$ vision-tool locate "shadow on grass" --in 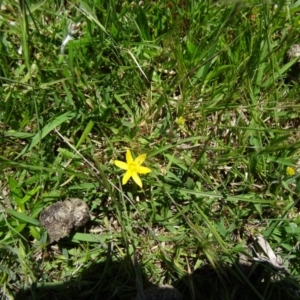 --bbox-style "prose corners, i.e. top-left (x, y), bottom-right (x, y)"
top-left (175, 260), bottom-right (300, 300)
top-left (14, 246), bottom-right (300, 300)
top-left (14, 245), bottom-right (138, 300)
